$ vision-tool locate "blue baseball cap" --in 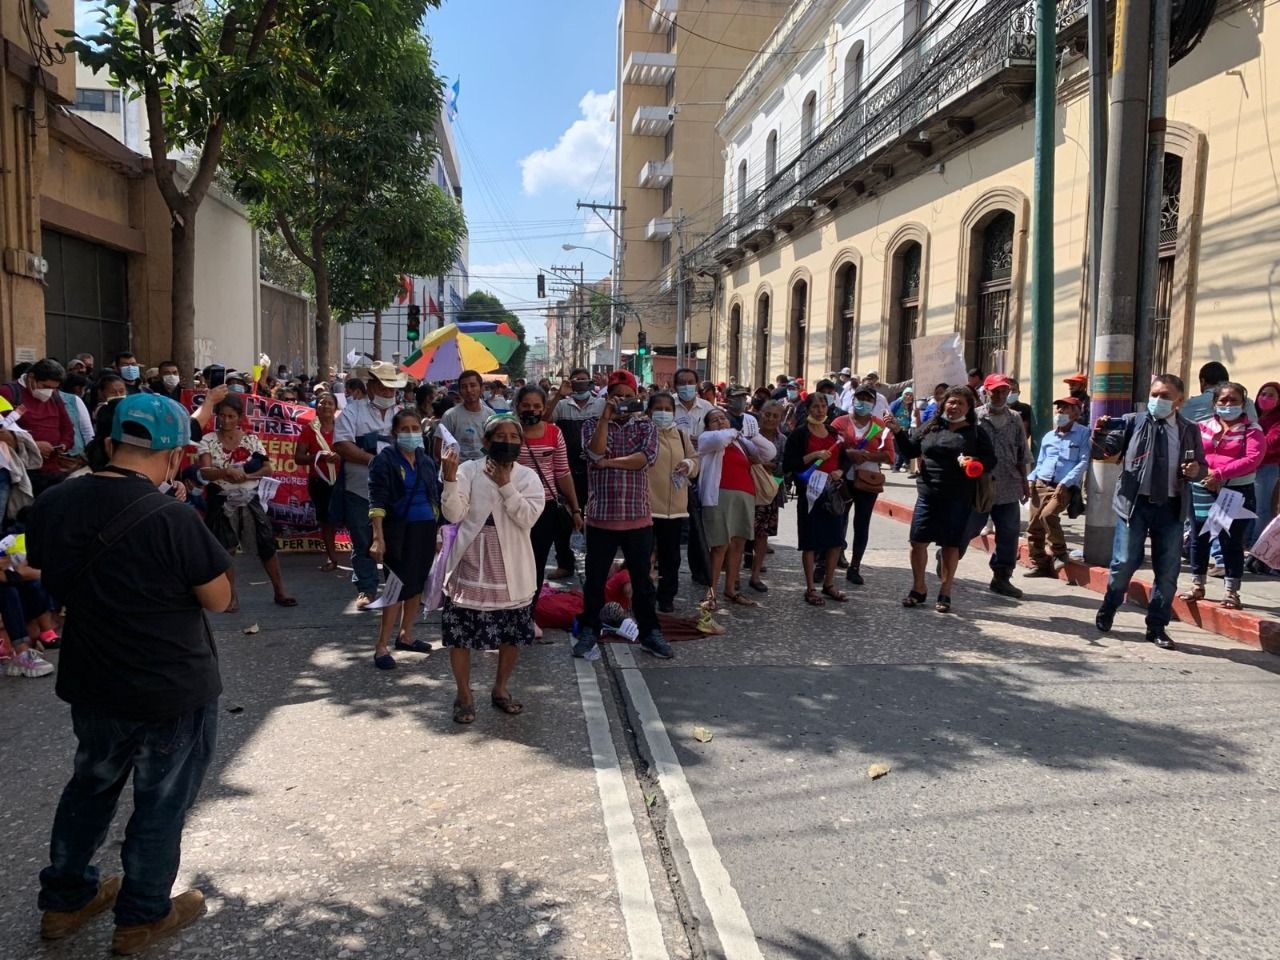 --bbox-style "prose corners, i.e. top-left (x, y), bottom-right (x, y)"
top-left (111, 394), bottom-right (191, 450)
